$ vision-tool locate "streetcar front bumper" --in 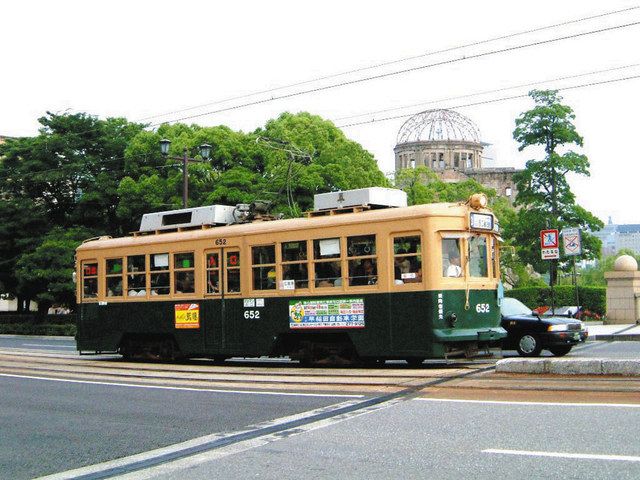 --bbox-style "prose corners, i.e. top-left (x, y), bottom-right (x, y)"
top-left (433, 327), bottom-right (507, 343)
